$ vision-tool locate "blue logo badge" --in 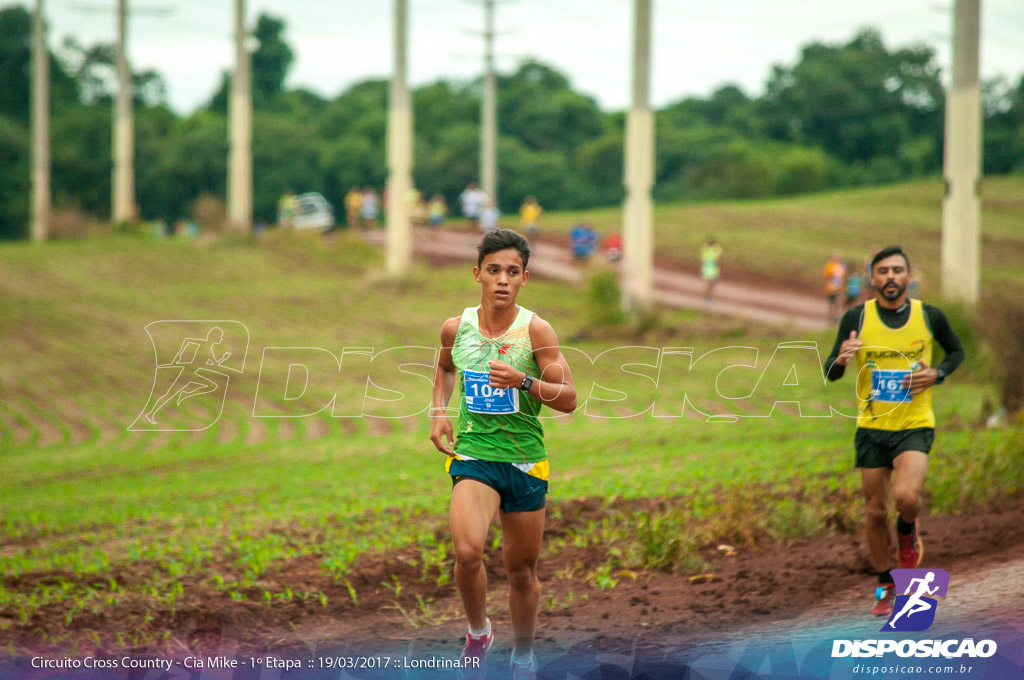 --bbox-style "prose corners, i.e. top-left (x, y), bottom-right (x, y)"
top-left (882, 569), bottom-right (949, 632)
